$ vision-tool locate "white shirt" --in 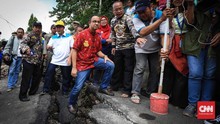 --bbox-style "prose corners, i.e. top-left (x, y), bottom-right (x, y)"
top-left (132, 10), bottom-right (166, 53)
top-left (125, 6), bottom-right (135, 16)
top-left (17, 39), bottom-right (23, 57)
top-left (48, 33), bottom-right (74, 66)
